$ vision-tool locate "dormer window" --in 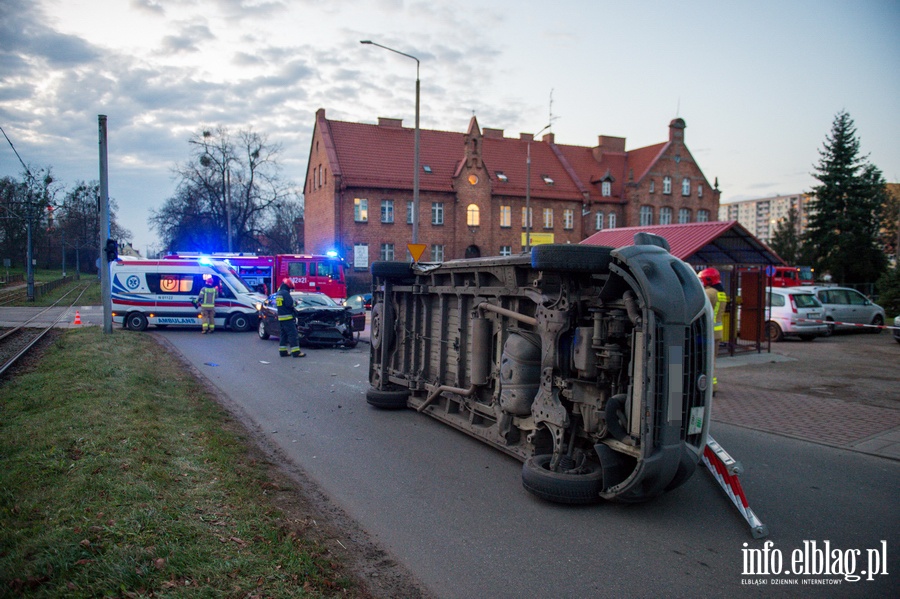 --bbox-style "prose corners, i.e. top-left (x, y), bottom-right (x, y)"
top-left (496, 171), bottom-right (508, 182)
top-left (601, 181), bottom-right (611, 197)
top-left (541, 175), bottom-right (554, 185)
